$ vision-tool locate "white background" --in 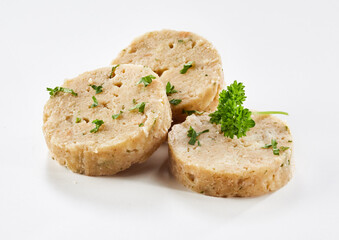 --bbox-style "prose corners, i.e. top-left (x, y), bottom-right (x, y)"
top-left (0, 0), bottom-right (338, 239)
